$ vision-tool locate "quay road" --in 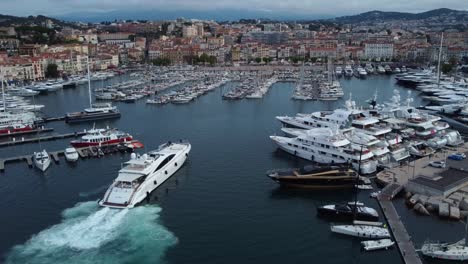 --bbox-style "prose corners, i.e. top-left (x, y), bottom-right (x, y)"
top-left (201, 65), bottom-right (326, 72)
